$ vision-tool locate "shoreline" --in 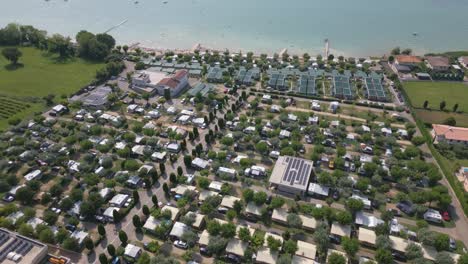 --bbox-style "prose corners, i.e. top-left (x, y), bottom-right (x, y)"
top-left (126, 41), bottom-right (382, 59)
